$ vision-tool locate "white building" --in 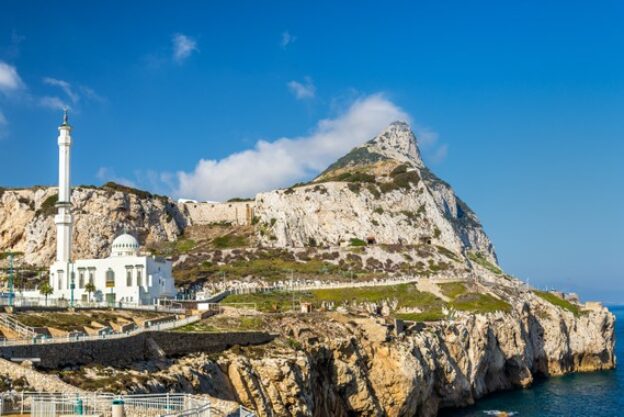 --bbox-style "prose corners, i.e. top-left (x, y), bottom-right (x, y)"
top-left (48, 111), bottom-right (177, 305)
